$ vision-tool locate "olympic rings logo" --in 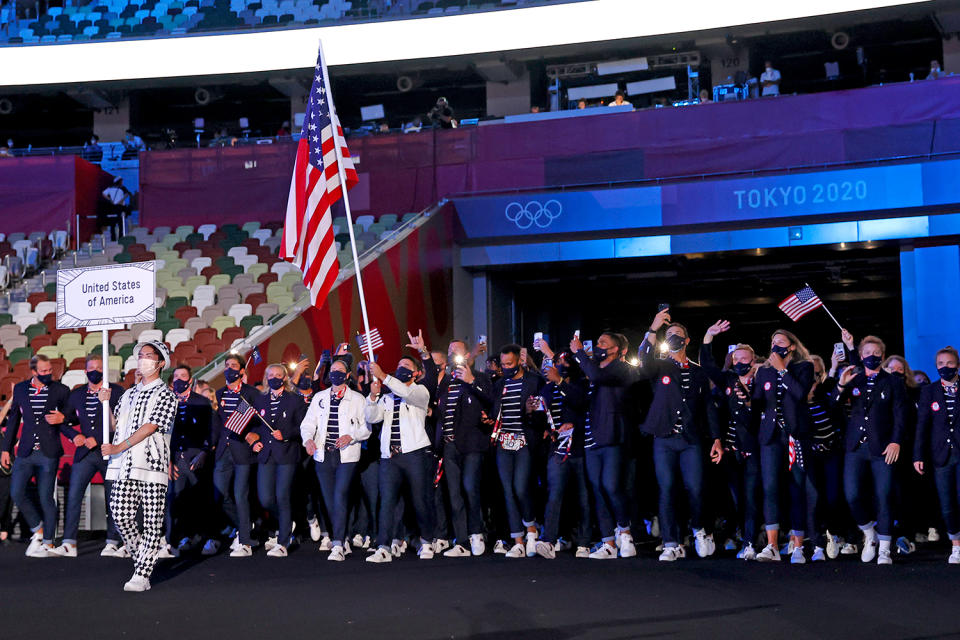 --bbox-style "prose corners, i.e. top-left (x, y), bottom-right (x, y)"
top-left (504, 200), bottom-right (562, 229)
